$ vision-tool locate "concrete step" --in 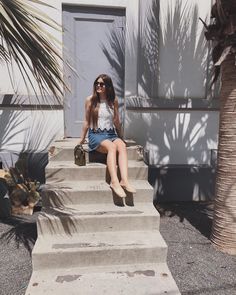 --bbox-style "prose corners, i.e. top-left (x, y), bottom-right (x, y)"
top-left (45, 160), bottom-right (148, 182)
top-left (50, 138), bottom-right (137, 150)
top-left (26, 138), bottom-right (180, 295)
top-left (42, 180), bottom-right (154, 207)
top-left (49, 138), bottom-right (142, 162)
top-left (26, 262), bottom-right (180, 295)
top-left (32, 230), bottom-right (167, 270)
top-left (50, 144), bottom-right (143, 162)
top-left (37, 203), bottom-right (160, 236)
